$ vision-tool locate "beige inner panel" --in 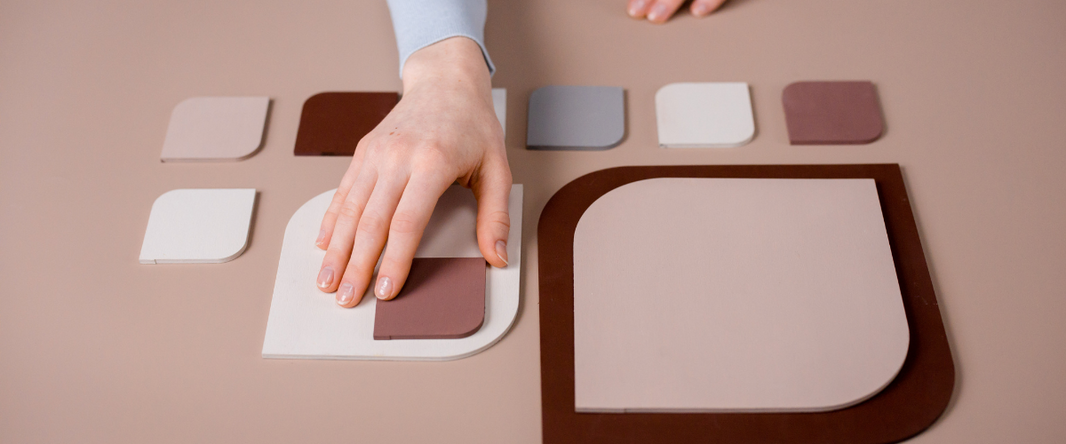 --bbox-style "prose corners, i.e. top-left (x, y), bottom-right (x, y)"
top-left (573, 178), bottom-right (909, 412)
